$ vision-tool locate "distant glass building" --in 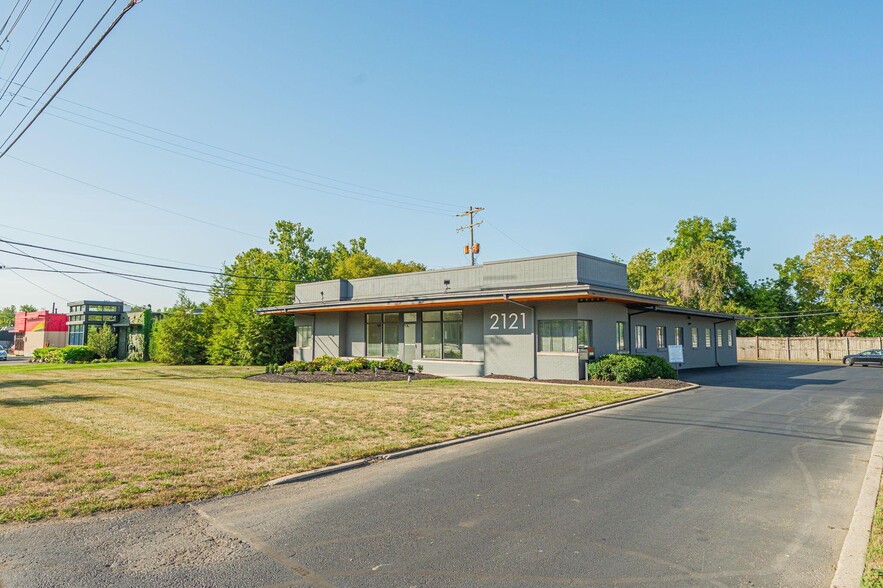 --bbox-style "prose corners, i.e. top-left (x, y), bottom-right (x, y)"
top-left (67, 300), bottom-right (125, 346)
